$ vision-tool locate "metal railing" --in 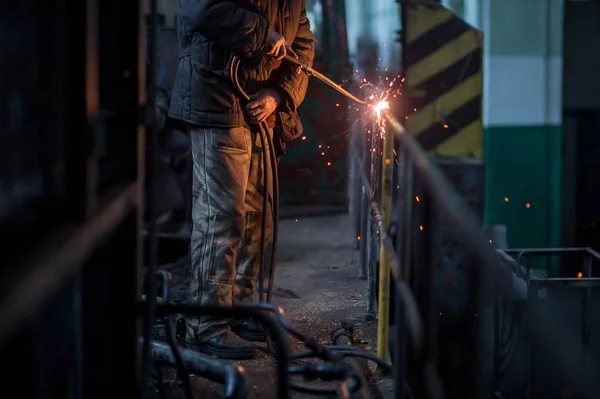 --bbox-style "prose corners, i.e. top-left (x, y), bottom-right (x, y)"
top-left (498, 247), bottom-right (600, 398)
top-left (348, 108), bottom-right (600, 398)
